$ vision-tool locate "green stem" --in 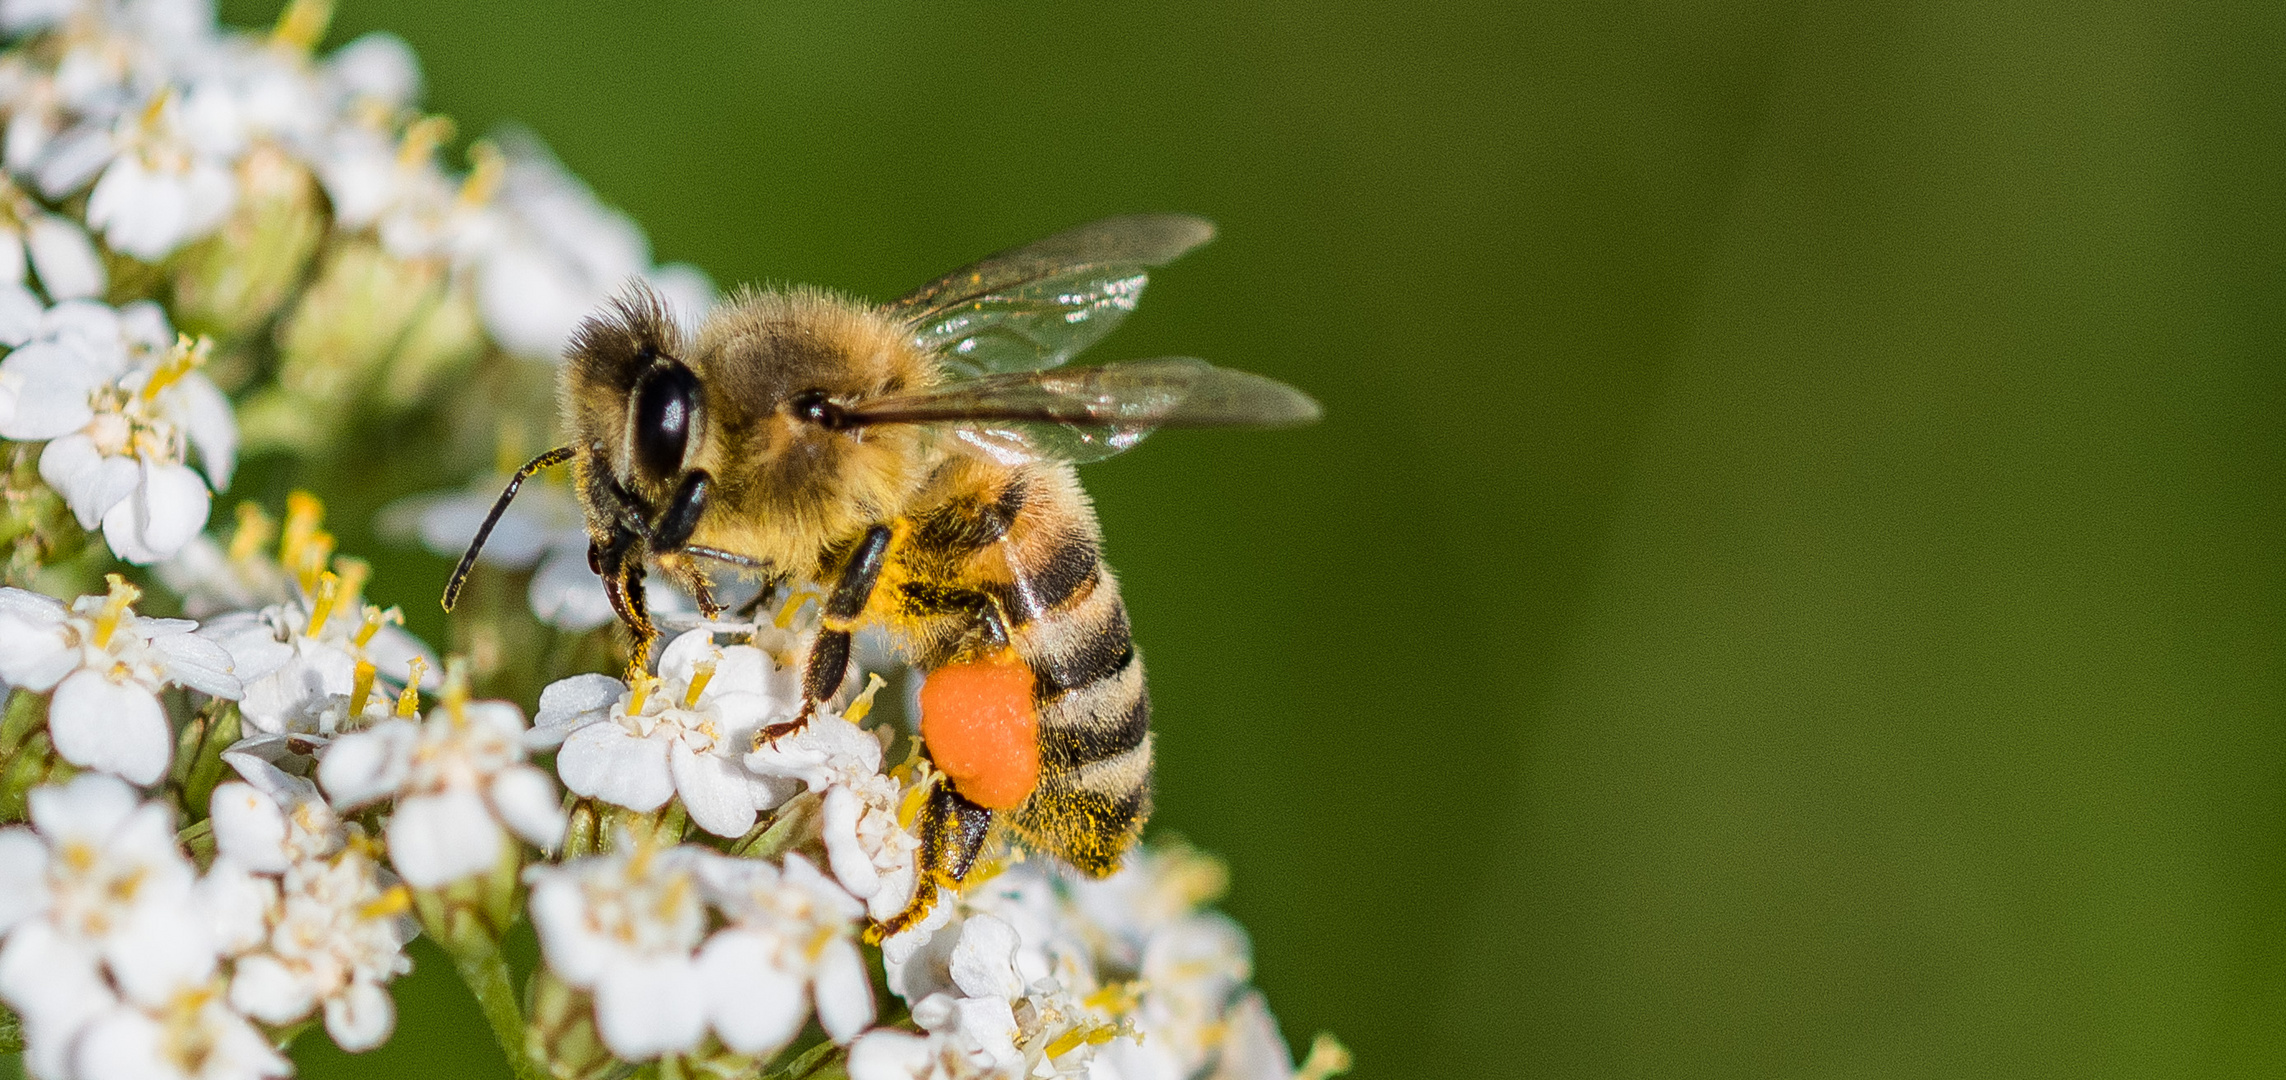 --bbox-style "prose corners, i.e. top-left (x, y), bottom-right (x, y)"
top-left (452, 944), bottom-right (543, 1080)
